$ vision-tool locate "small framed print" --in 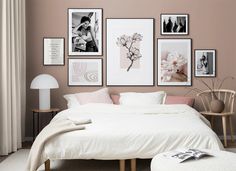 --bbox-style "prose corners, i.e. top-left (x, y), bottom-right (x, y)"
top-left (195, 49), bottom-right (216, 77)
top-left (68, 8), bottom-right (103, 56)
top-left (106, 18), bottom-right (154, 86)
top-left (158, 38), bottom-right (192, 86)
top-left (68, 58), bottom-right (103, 86)
top-left (161, 14), bottom-right (189, 35)
top-left (43, 38), bottom-right (65, 66)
